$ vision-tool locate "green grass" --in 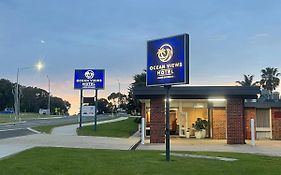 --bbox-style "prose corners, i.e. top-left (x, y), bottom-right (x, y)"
top-left (0, 113), bottom-right (62, 123)
top-left (0, 119), bottom-right (7, 123)
top-left (0, 147), bottom-right (281, 175)
top-left (77, 117), bottom-right (139, 138)
top-left (0, 114), bottom-right (16, 123)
